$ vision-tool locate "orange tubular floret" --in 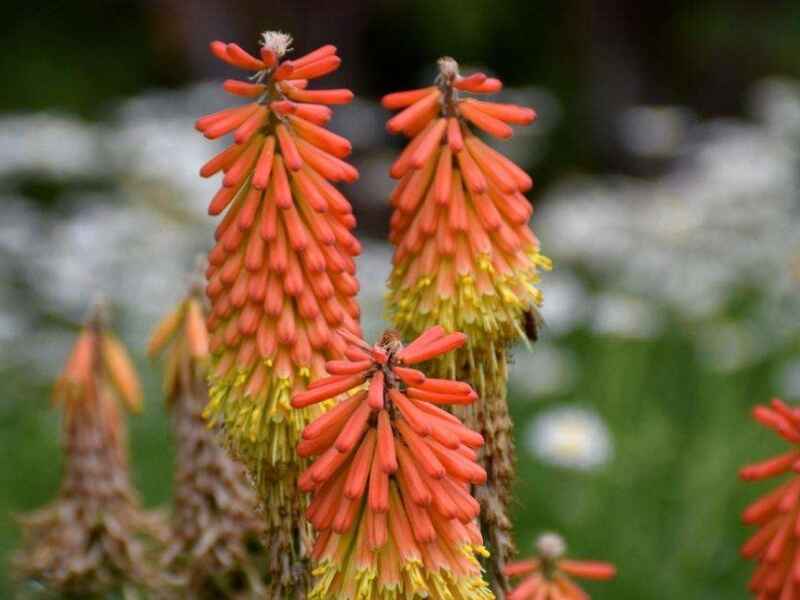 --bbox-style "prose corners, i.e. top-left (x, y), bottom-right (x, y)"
top-left (398, 332), bottom-right (467, 364)
top-left (382, 87), bottom-right (437, 110)
top-left (559, 560), bottom-right (617, 581)
top-left (293, 44), bottom-right (337, 67)
top-left (291, 373), bottom-right (365, 408)
top-left (288, 54), bottom-right (341, 80)
top-left (283, 87), bottom-right (354, 105)
top-left (223, 79), bottom-right (267, 98)
top-left (368, 446), bottom-right (390, 513)
top-left (344, 429), bottom-right (376, 499)
top-left (225, 43), bottom-right (265, 70)
top-left (740, 451), bottom-right (800, 481)
top-left (388, 388), bottom-right (431, 436)
top-left (504, 559), bottom-right (540, 578)
top-left (410, 118), bottom-right (447, 169)
top-left (459, 101), bottom-right (513, 138)
top-left (302, 393), bottom-right (362, 440)
top-left (276, 124), bottom-right (303, 171)
top-left (453, 72), bottom-right (487, 91)
top-left (464, 98), bottom-right (537, 124)
top-left (386, 91), bottom-right (441, 135)
top-left (251, 136), bottom-right (276, 189)
top-left (288, 115), bottom-right (352, 158)
top-left (334, 400), bottom-right (371, 453)
top-left (377, 410), bottom-right (398, 474)
top-left (367, 370), bottom-right (385, 410)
